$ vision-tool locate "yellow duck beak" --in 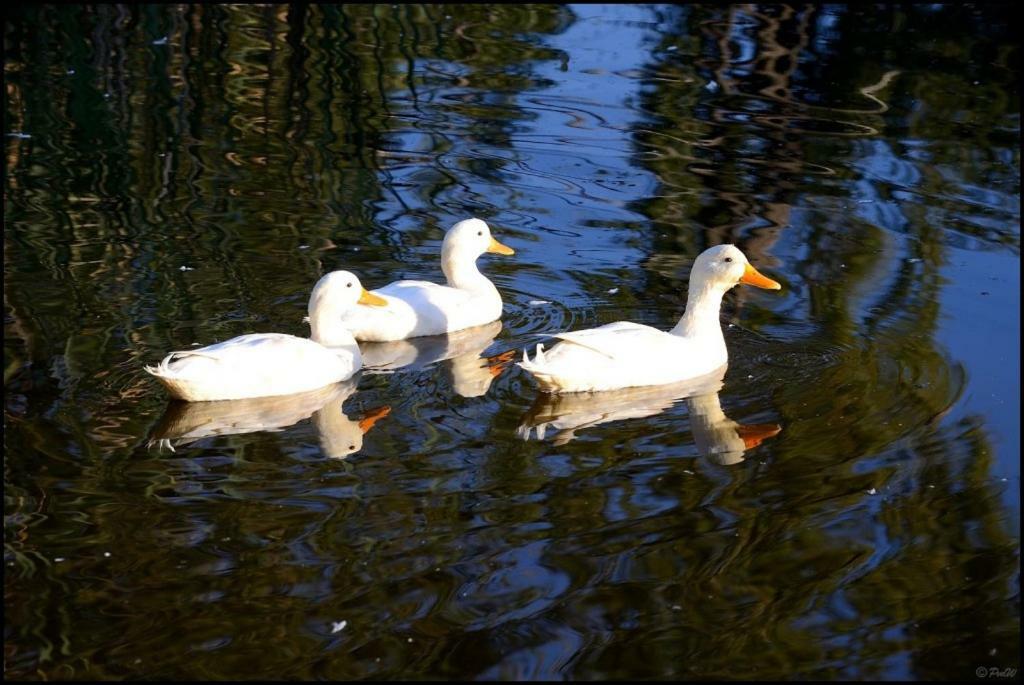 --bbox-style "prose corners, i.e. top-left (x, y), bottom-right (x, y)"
top-left (486, 237), bottom-right (515, 256)
top-left (739, 263), bottom-right (781, 290)
top-left (359, 289), bottom-right (388, 306)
